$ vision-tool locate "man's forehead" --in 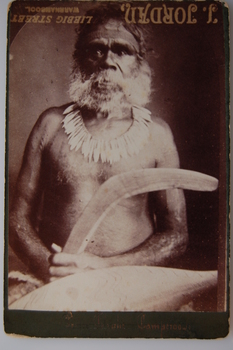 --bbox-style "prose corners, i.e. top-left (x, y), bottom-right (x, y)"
top-left (85, 20), bottom-right (139, 51)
